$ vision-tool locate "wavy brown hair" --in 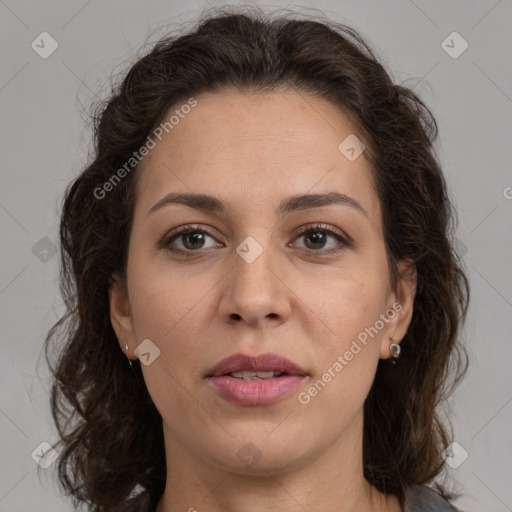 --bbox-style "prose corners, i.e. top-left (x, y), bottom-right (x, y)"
top-left (44, 5), bottom-right (470, 511)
